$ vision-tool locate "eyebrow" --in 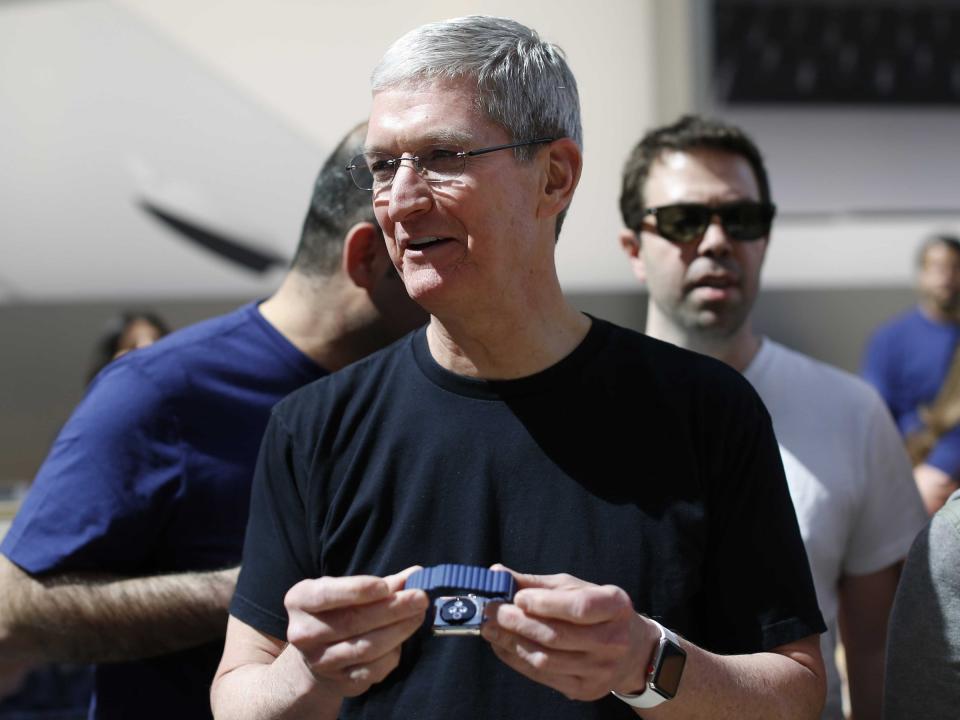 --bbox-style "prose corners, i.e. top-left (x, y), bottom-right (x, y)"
top-left (365, 129), bottom-right (475, 155)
